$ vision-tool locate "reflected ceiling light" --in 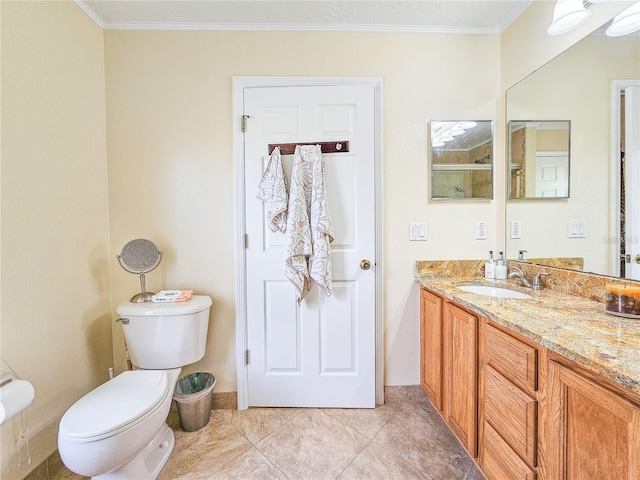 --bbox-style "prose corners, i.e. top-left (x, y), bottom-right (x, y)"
top-left (439, 135), bottom-right (454, 142)
top-left (449, 128), bottom-right (466, 136)
top-left (432, 141), bottom-right (445, 148)
top-left (606, 1), bottom-right (640, 37)
top-left (547, 0), bottom-right (592, 35)
top-left (459, 121), bottom-right (477, 129)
